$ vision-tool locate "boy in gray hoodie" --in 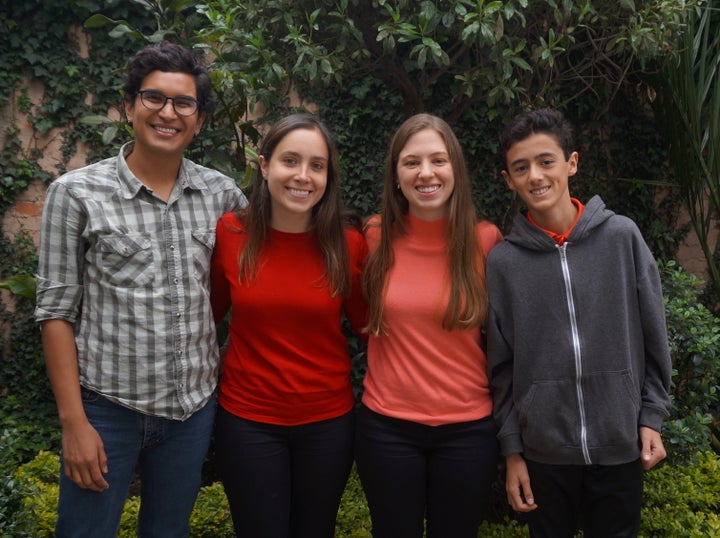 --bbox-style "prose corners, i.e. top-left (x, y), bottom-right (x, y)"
top-left (486, 108), bottom-right (671, 537)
